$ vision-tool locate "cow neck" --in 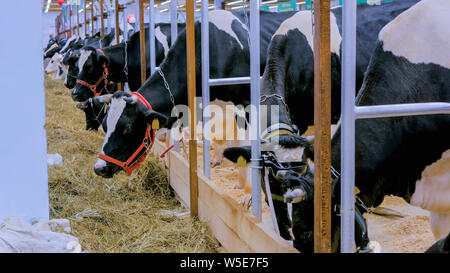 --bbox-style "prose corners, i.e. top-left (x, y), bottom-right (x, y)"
top-left (260, 72), bottom-right (294, 138)
top-left (102, 43), bottom-right (128, 83)
top-left (138, 56), bottom-right (187, 118)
